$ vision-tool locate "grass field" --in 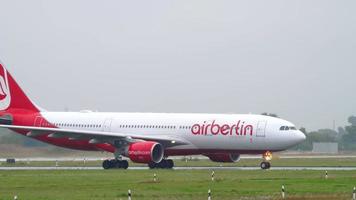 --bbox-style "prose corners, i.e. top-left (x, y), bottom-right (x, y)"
top-left (1, 158), bottom-right (356, 199)
top-left (0, 170), bottom-right (355, 200)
